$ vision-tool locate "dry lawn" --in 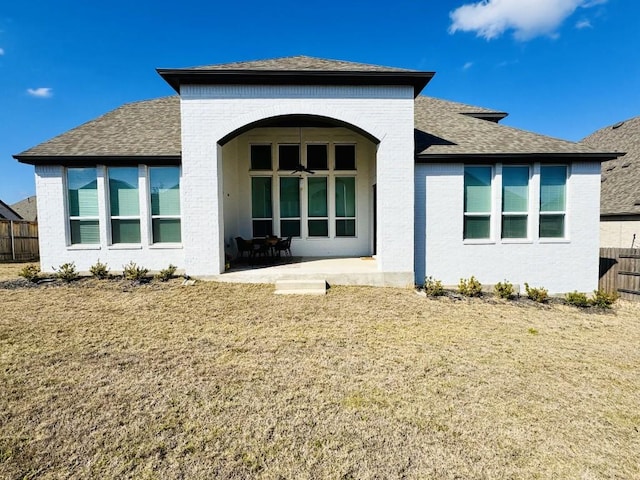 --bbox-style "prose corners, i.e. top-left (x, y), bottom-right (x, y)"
top-left (1, 266), bottom-right (639, 479)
